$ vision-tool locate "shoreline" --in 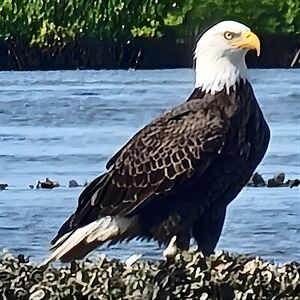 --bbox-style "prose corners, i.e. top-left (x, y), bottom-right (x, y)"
top-left (1, 35), bottom-right (299, 71)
